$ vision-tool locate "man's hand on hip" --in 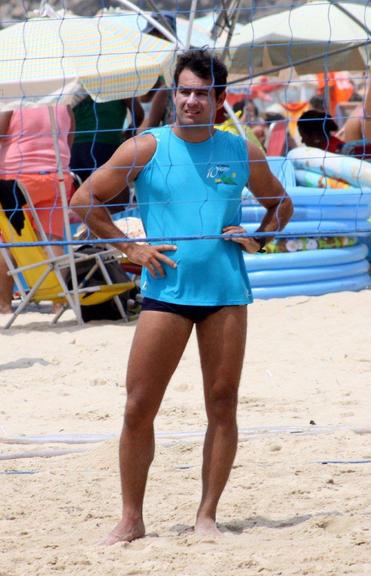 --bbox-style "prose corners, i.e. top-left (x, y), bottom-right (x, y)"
top-left (125, 243), bottom-right (177, 277)
top-left (222, 226), bottom-right (262, 254)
